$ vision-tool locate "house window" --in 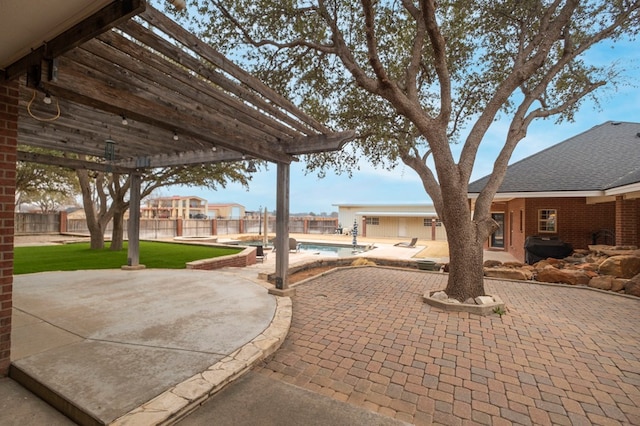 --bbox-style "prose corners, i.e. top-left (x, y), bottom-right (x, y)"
top-left (366, 217), bottom-right (379, 225)
top-left (538, 209), bottom-right (557, 233)
top-left (423, 218), bottom-right (442, 227)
